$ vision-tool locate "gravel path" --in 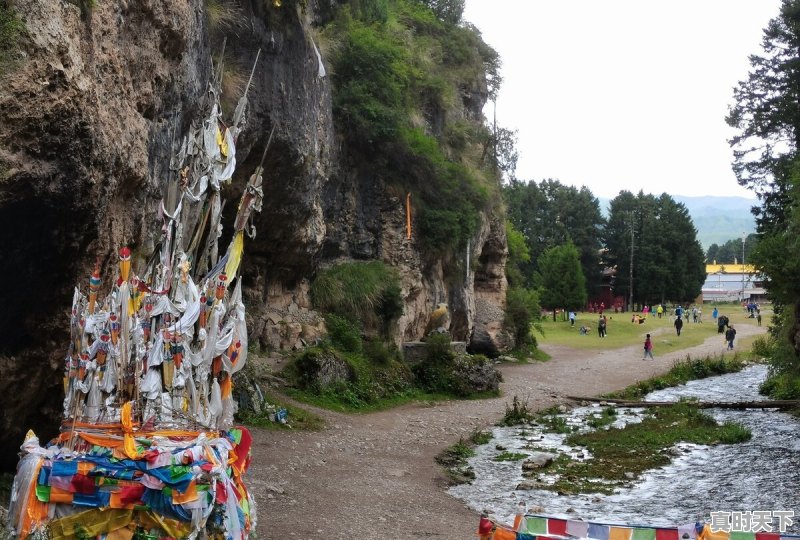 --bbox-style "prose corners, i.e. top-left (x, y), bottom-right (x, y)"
top-left (248, 321), bottom-right (766, 539)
